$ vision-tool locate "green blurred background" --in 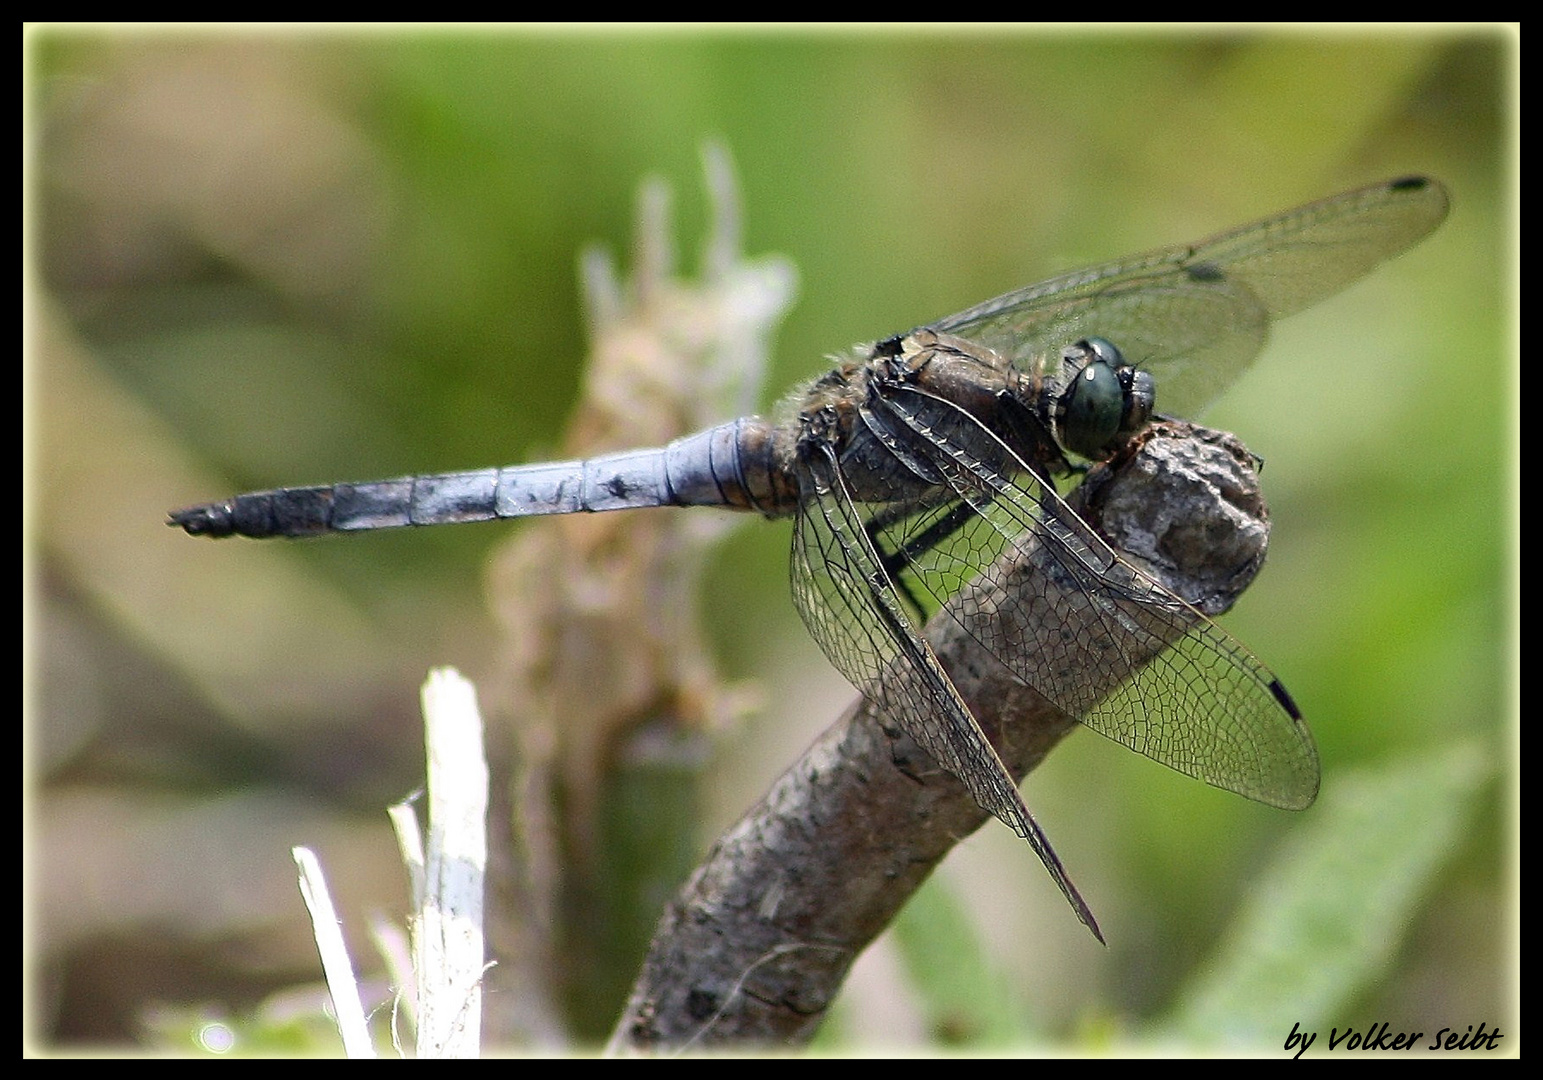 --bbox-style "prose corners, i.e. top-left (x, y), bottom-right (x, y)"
top-left (28, 27), bottom-right (1512, 1053)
